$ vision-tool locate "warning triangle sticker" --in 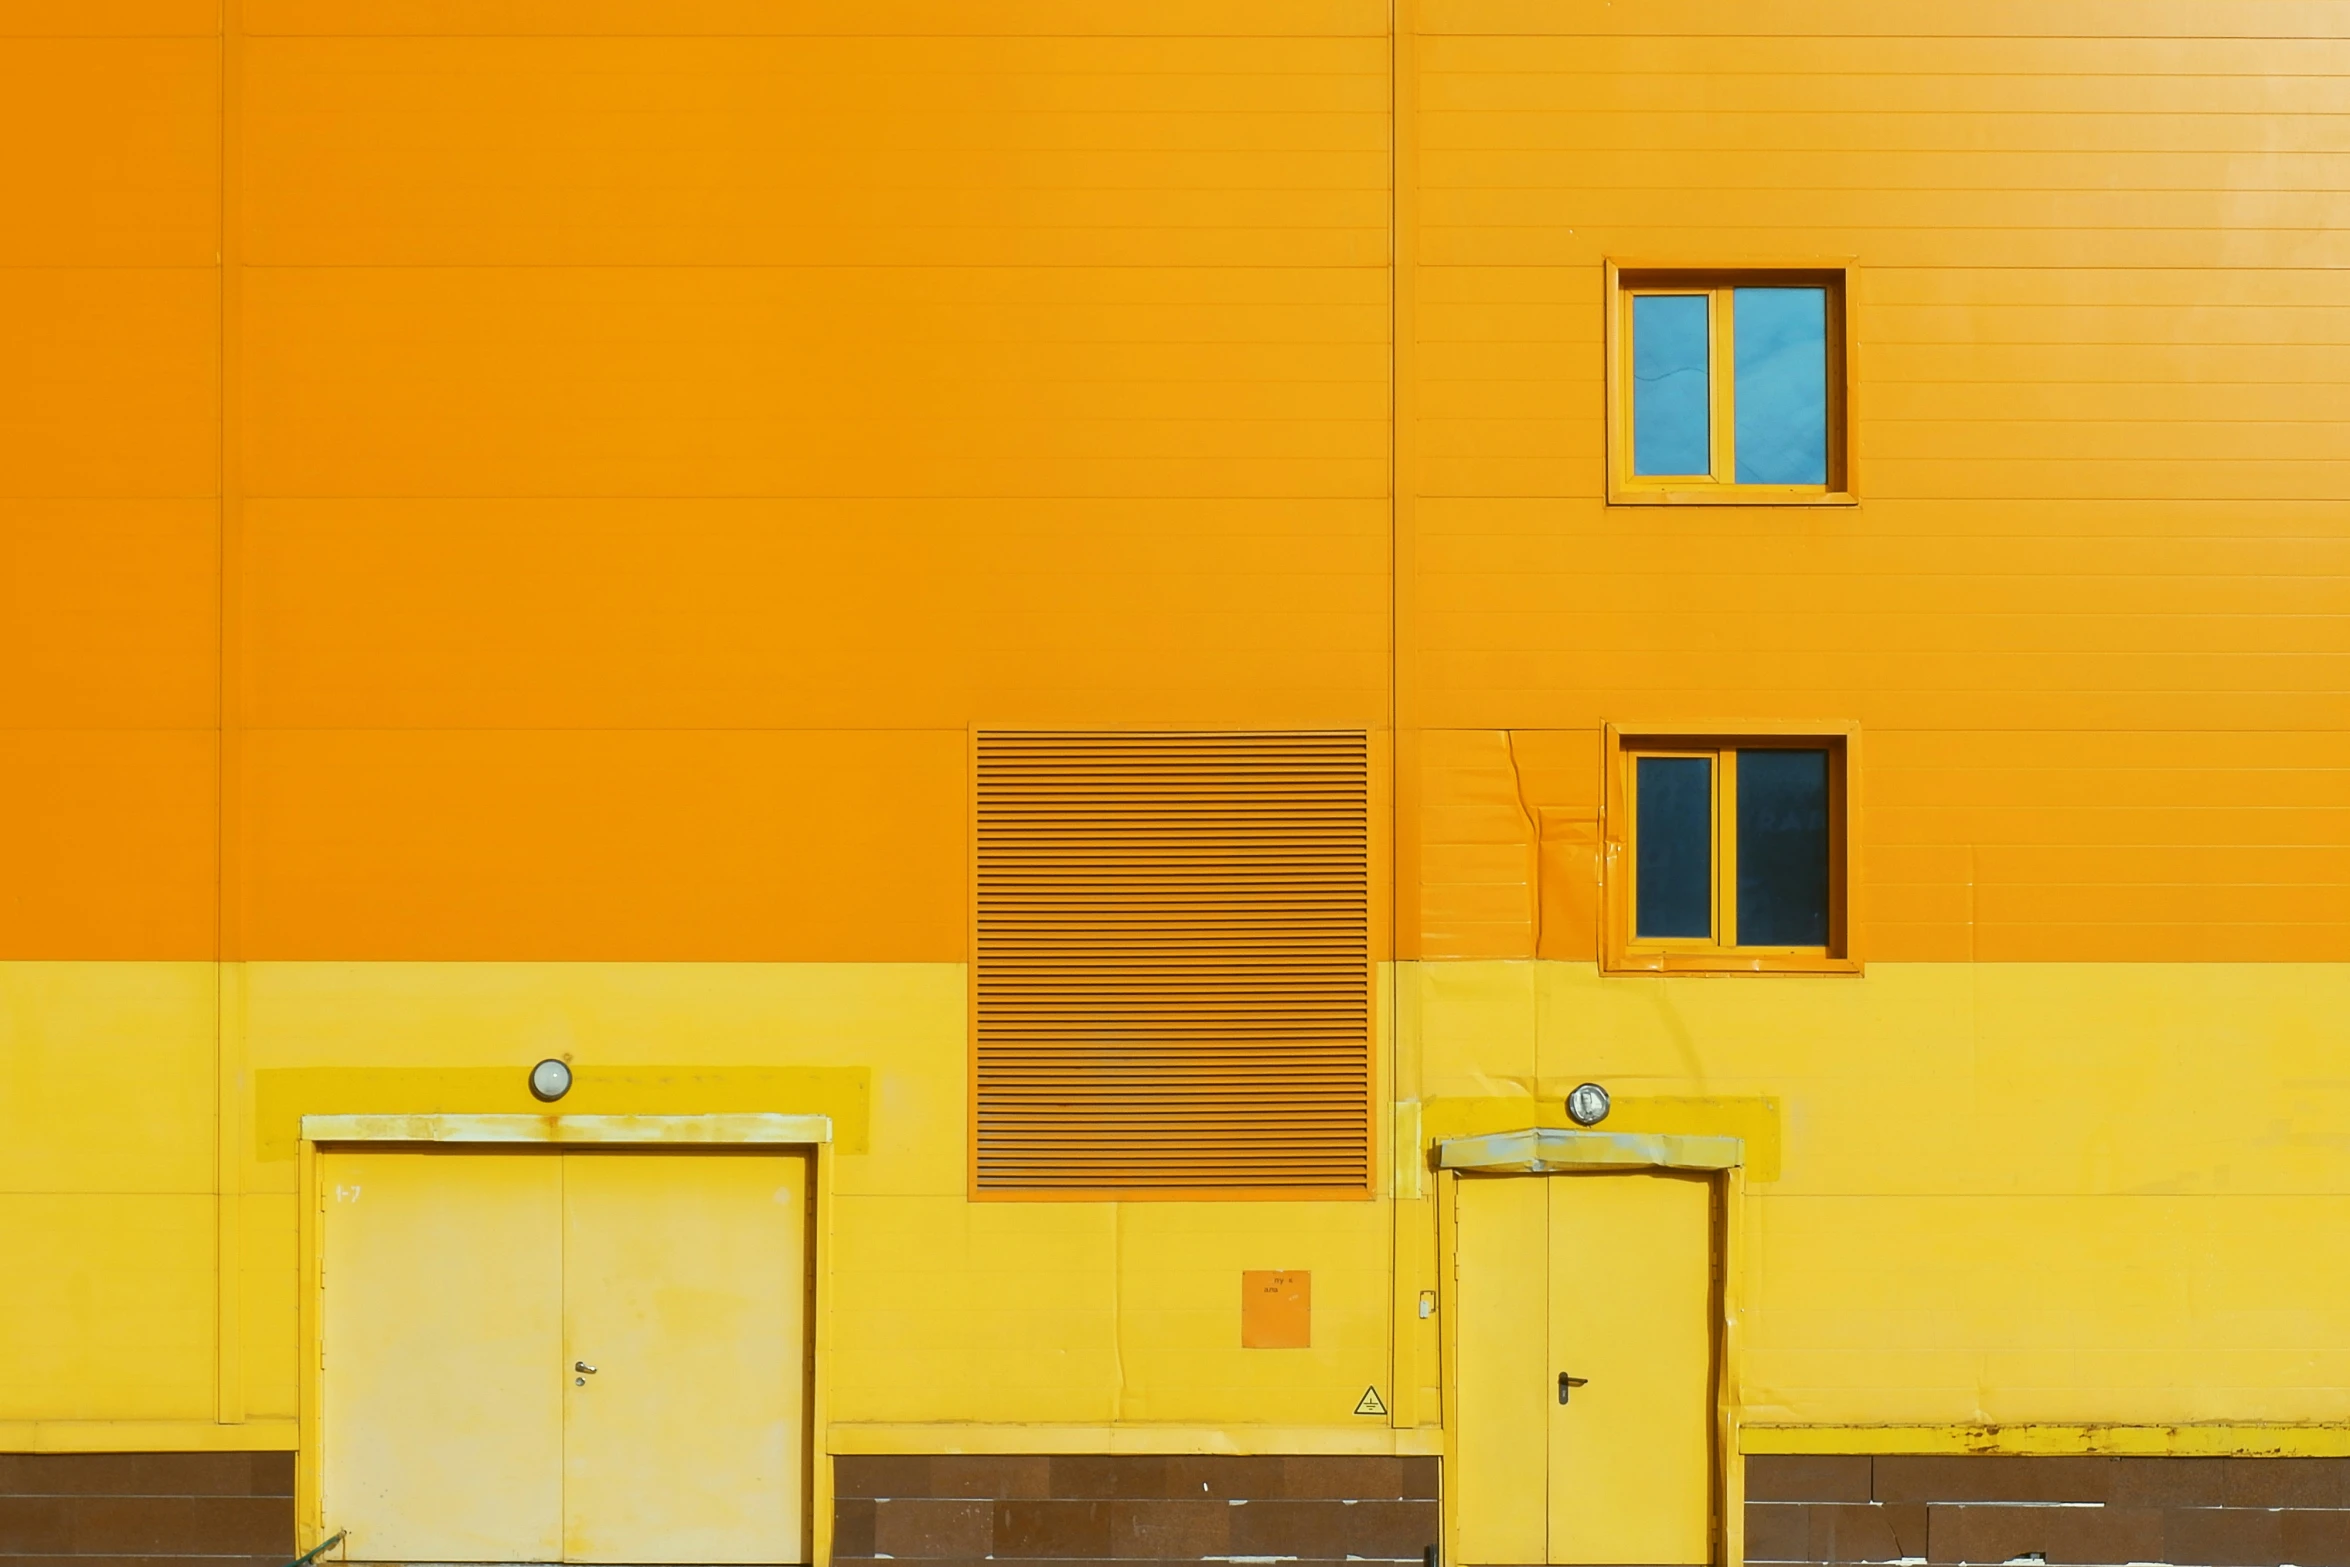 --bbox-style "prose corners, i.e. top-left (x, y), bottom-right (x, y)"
top-left (1353, 1385), bottom-right (1388, 1416)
